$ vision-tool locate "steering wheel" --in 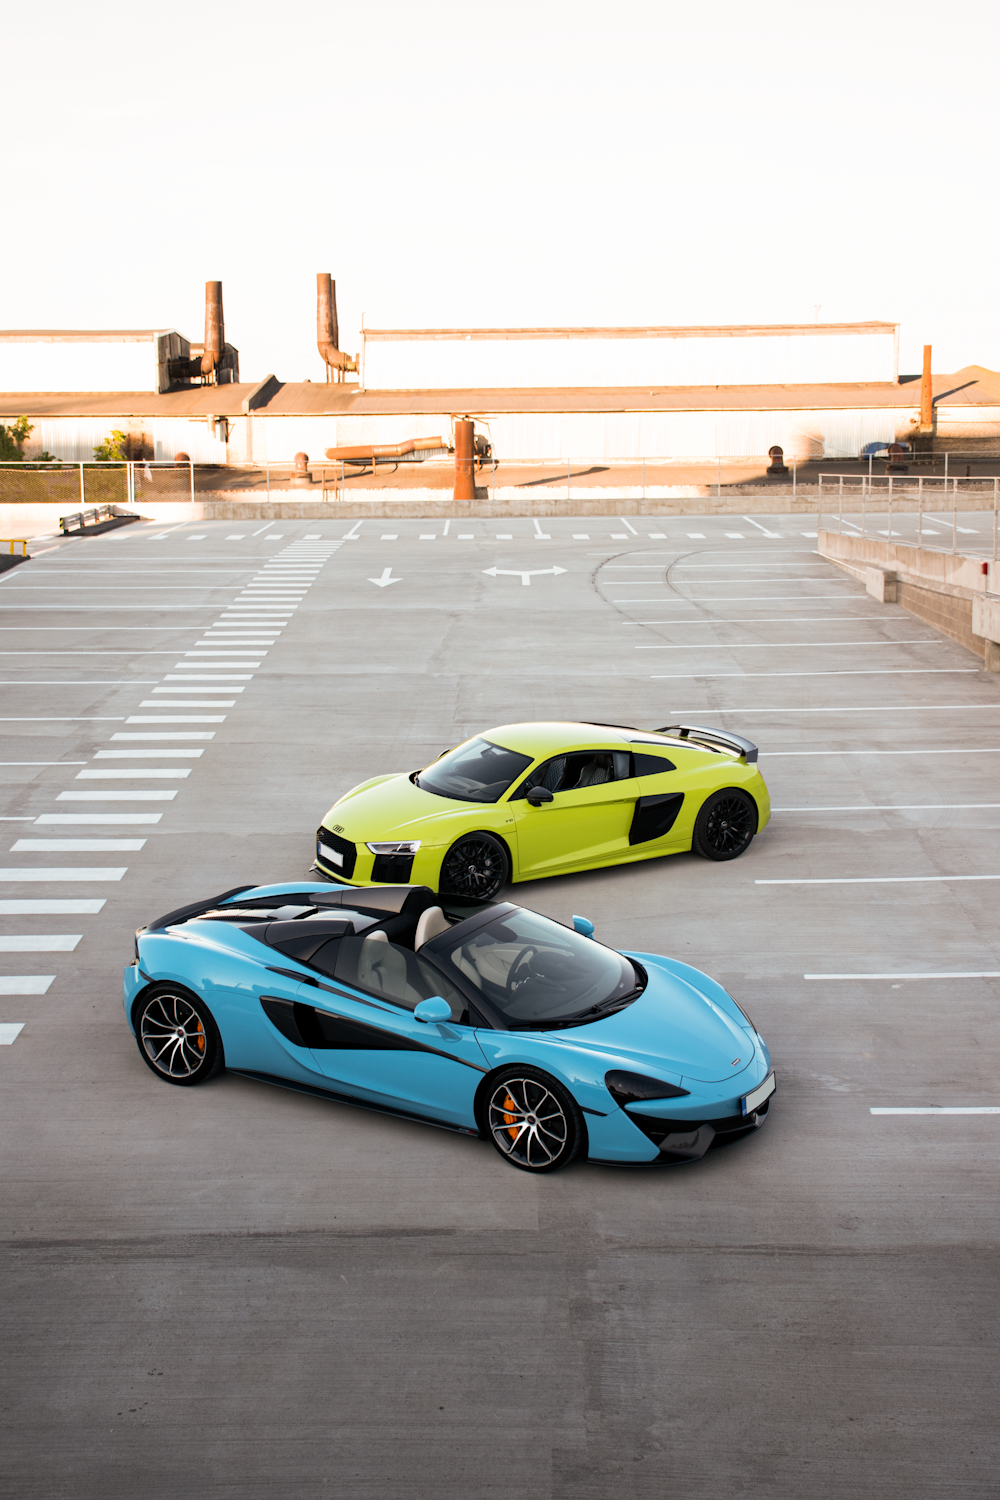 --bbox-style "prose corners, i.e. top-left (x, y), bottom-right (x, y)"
top-left (506, 945), bottom-right (538, 995)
